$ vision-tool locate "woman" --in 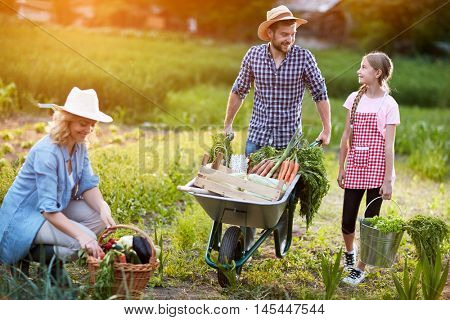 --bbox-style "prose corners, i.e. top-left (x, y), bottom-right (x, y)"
top-left (0, 87), bottom-right (116, 267)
